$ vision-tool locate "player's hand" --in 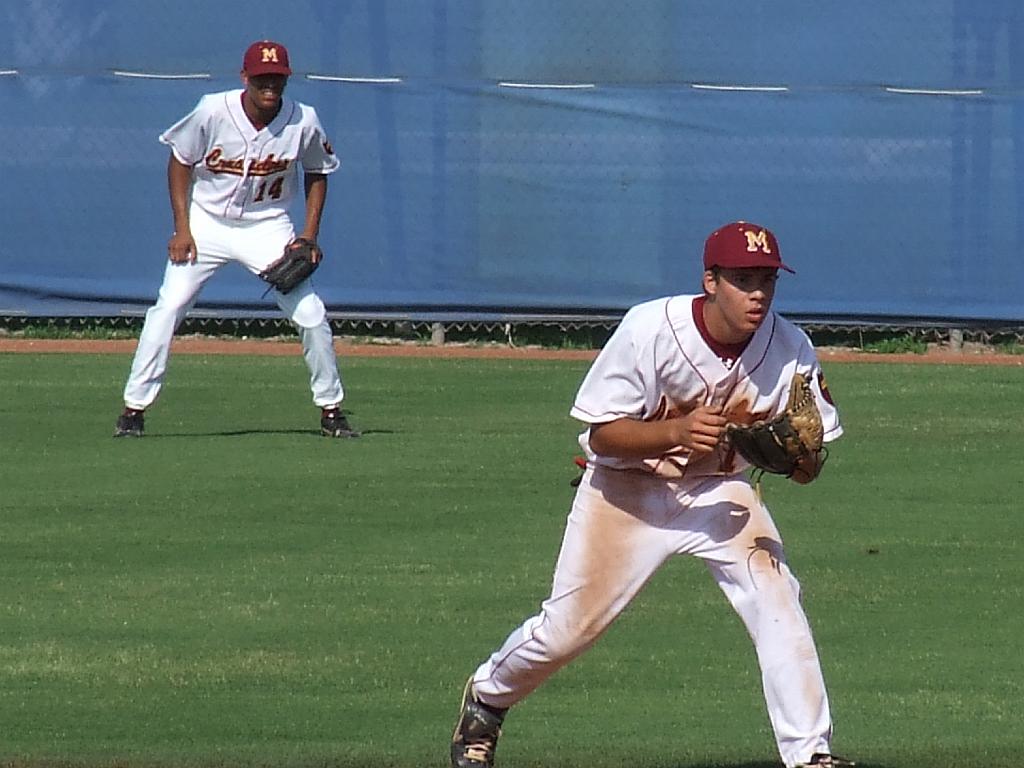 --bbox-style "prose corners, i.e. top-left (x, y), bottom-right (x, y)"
top-left (168, 231), bottom-right (197, 264)
top-left (672, 405), bottom-right (727, 454)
